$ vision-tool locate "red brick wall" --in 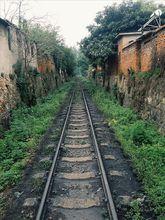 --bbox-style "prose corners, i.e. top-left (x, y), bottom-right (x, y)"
top-left (140, 37), bottom-right (155, 72)
top-left (156, 29), bottom-right (165, 71)
top-left (118, 26), bottom-right (165, 75)
top-left (140, 28), bottom-right (165, 72)
top-left (156, 29), bottom-right (165, 57)
top-left (119, 42), bottom-right (139, 74)
top-left (38, 56), bottom-right (55, 74)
